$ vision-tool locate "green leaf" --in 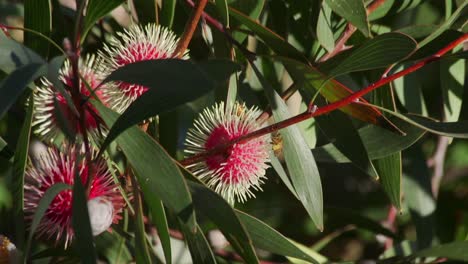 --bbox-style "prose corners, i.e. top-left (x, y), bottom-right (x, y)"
top-left (100, 59), bottom-right (240, 151)
top-left (229, 0), bottom-right (265, 43)
top-left (403, 145), bottom-right (436, 249)
top-left (179, 223), bottom-right (216, 264)
top-left (397, 25), bottom-right (439, 39)
top-left (189, 182), bottom-right (259, 263)
top-left (312, 117), bottom-right (425, 162)
top-left (95, 232), bottom-right (132, 263)
top-left (325, 207), bottom-right (398, 239)
top-left (269, 154), bottom-right (297, 198)
top-left (215, 0), bottom-right (229, 26)
top-left (0, 32), bottom-right (45, 74)
top-left (316, 1), bottom-right (335, 53)
top-left (316, 109), bottom-right (379, 179)
top-left (25, 183), bottom-right (70, 260)
top-left (368, 0), bottom-right (395, 21)
top-left (372, 104), bottom-right (468, 138)
top-left (415, 241), bottom-right (468, 261)
top-left (0, 63), bottom-right (47, 119)
top-left (24, 0), bottom-right (51, 57)
top-left (72, 173), bottom-right (97, 264)
top-left (83, 0), bottom-right (125, 40)
top-left (236, 210), bottom-right (319, 263)
top-left (277, 56), bottom-right (395, 129)
top-left (327, 32), bottom-right (417, 77)
top-left (134, 193), bottom-right (152, 264)
top-left (133, 0), bottom-right (156, 25)
top-left (372, 85), bottom-right (402, 209)
top-left (160, 0), bottom-right (177, 28)
top-left (374, 153), bottom-right (402, 209)
top-left (95, 102), bottom-right (196, 229)
top-left (12, 93), bottom-right (34, 250)
top-left (251, 61), bottom-right (323, 230)
top-left (150, 198), bottom-right (171, 264)
top-left (324, 0), bottom-right (370, 37)
top-left (441, 57), bottom-right (465, 122)
top-left (229, 7), bottom-right (308, 63)
top-left (418, 1), bottom-right (467, 47)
